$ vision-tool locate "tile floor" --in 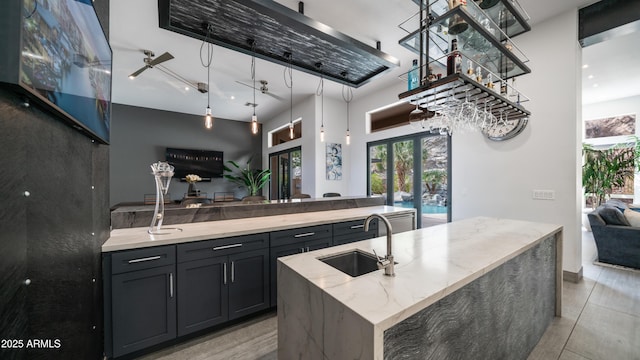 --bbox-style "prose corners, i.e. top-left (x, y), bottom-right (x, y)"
top-left (137, 229), bottom-right (640, 360)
